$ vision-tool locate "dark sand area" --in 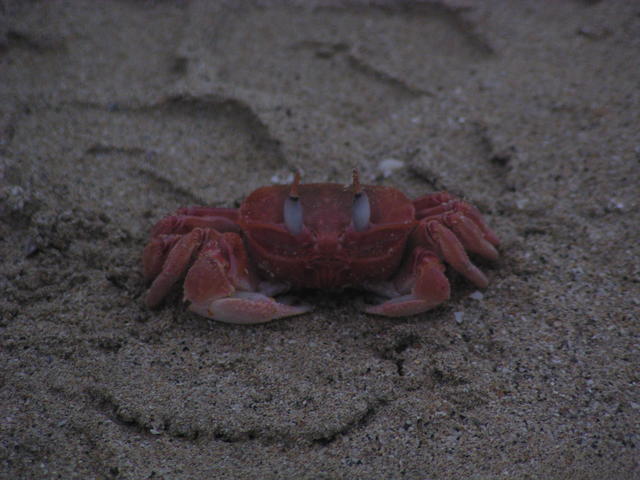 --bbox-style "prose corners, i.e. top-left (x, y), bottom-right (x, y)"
top-left (1, 1), bottom-right (639, 478)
